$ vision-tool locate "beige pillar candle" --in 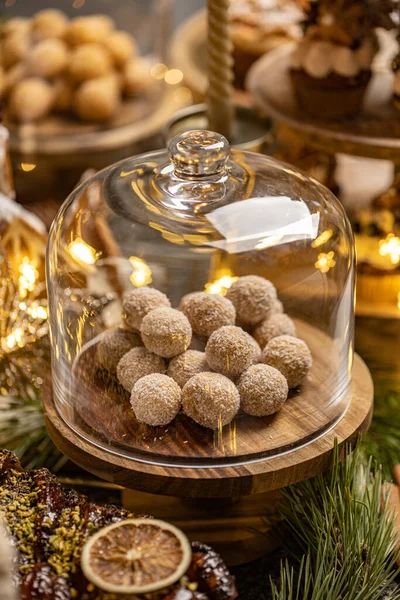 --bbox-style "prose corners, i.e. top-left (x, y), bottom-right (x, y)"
top-left (207, 0), bottom-right (235, 140)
